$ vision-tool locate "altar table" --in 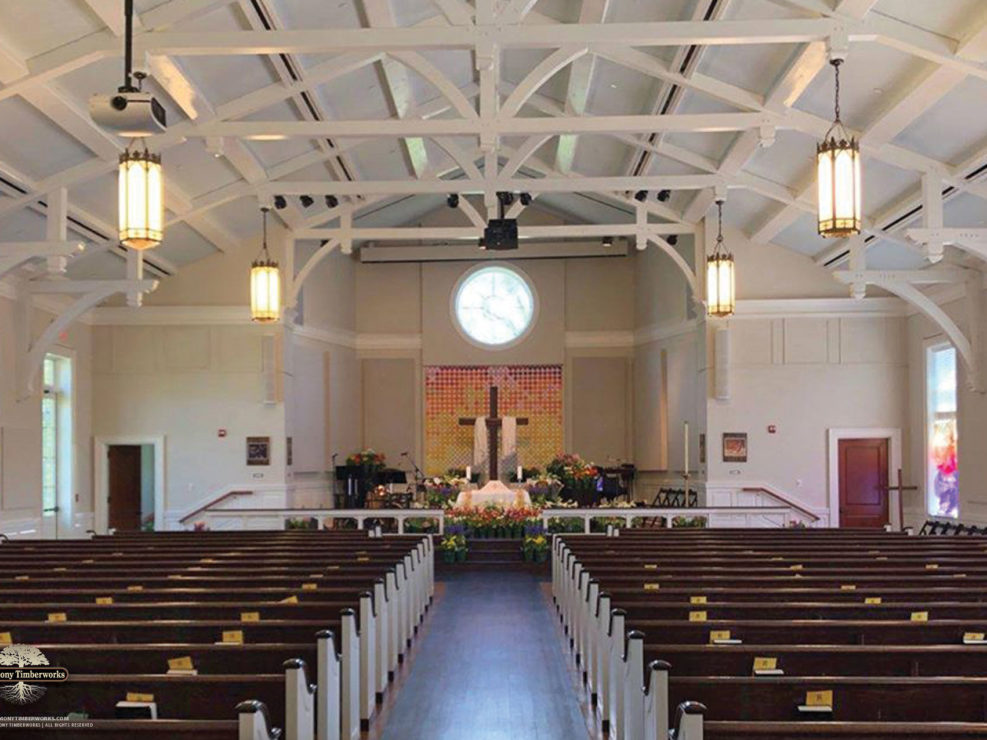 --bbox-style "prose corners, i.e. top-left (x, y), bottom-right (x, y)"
top-left (455, 482), bottom-right (531, 508)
